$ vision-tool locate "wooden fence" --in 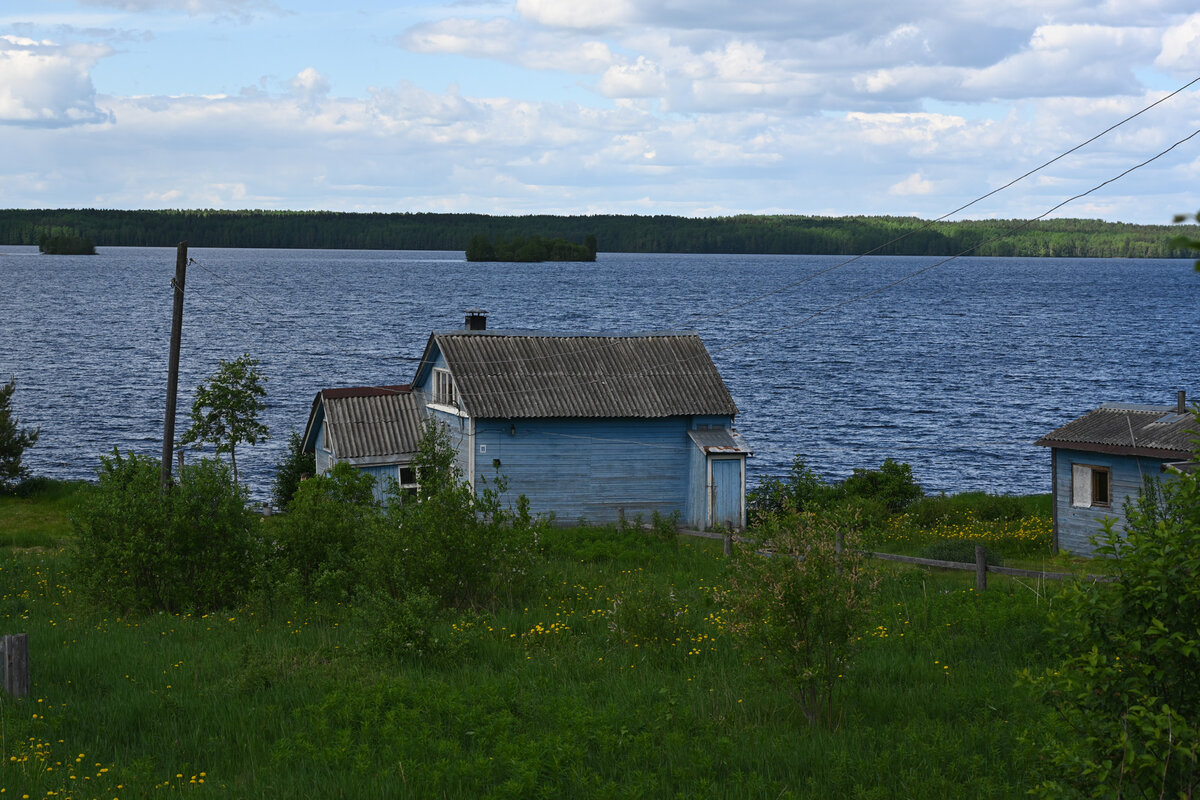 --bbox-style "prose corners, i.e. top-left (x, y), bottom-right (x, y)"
top-left (677, 529), bottom-right (1114, 590)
